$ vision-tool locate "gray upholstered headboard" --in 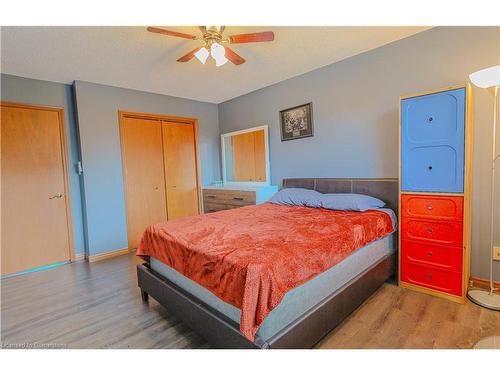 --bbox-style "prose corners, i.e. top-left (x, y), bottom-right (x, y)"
top-left (282, 178), bottom-right (399, 215)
